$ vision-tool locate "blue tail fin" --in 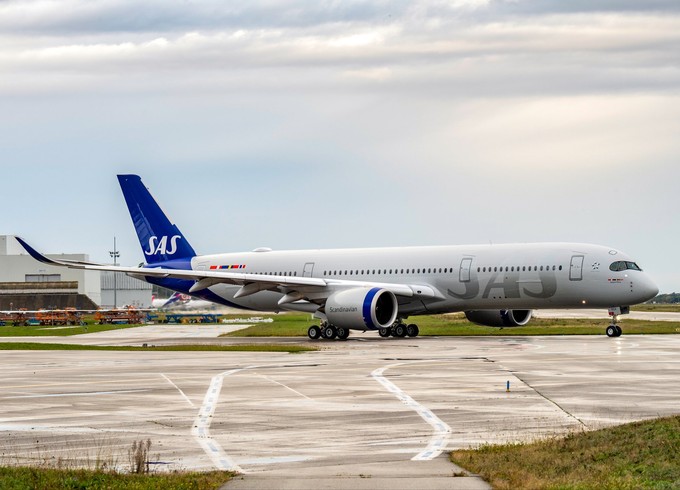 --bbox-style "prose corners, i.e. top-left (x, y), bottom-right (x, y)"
top-left (118, 175), bottom-right (196, 264)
